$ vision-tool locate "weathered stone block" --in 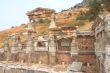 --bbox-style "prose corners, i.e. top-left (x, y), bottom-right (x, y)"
top-left (56, 53), bottom-right (71, 64)
top-left (49, 53), bottom-right (56, 65)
